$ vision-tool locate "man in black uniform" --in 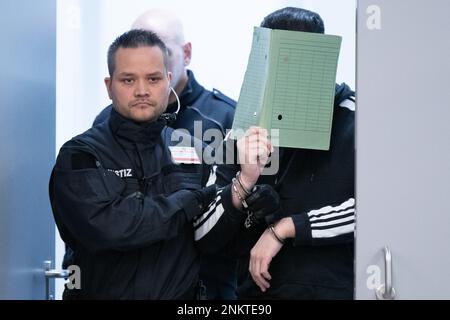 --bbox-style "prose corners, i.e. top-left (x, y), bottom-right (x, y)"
top-left (50, 29), bottom-right (272, 299)
top-left (195, 7), bottom-right (356, 300)
top-left (50, 30), bottom-right (217, 299)
top-left (92, 9), bottom-right (238, 300)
